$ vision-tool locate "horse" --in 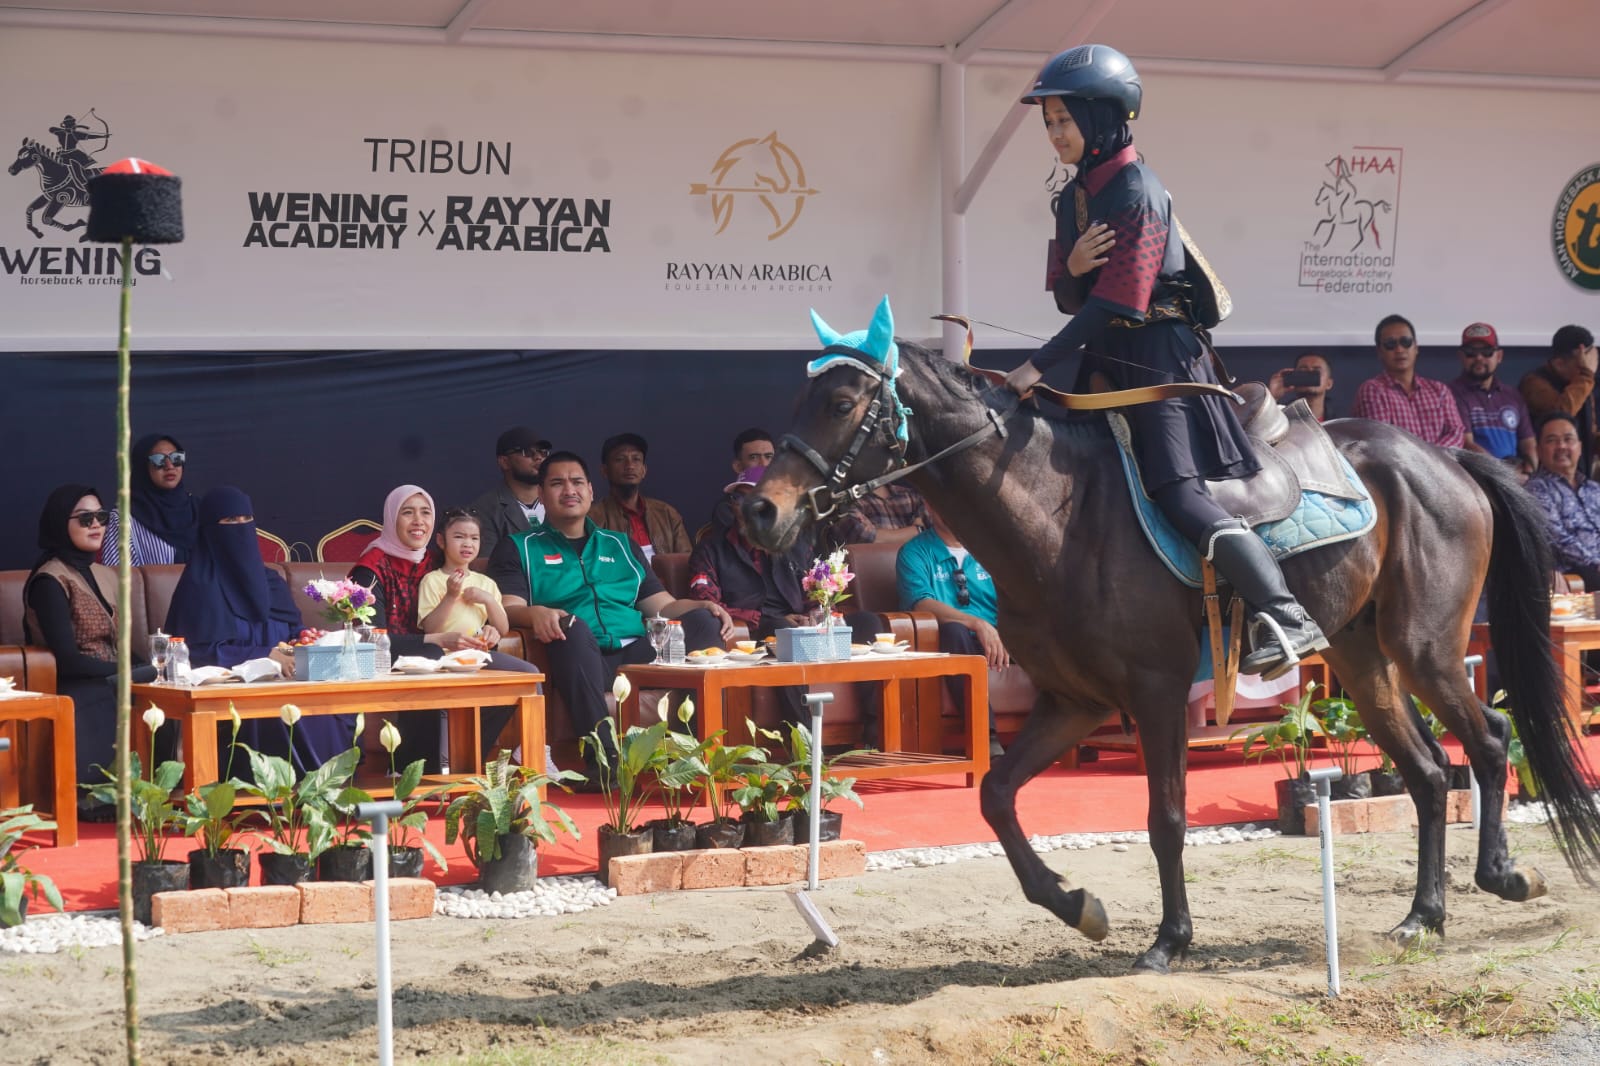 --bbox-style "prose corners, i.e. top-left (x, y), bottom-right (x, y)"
top-left (742, 308), bottom-right (1600, 974)
top-left (8, 138), bottom-right (98, 240)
